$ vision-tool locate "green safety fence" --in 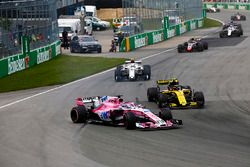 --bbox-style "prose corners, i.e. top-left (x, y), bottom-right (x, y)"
top-left (203, 2), bottom-right (250, 11)
top-left (0, 39), bottom-right (61, 78)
